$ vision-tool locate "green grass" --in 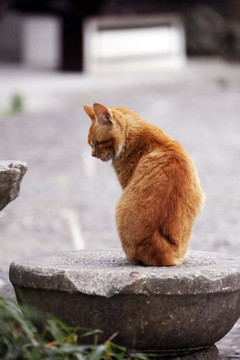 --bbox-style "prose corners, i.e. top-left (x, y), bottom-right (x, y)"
top-left (216, 77), bottom-right (231, 89)
top-left (0, 93), bottom-right (24, 117)
top-left (0, 297), bottom-right (153, 360)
